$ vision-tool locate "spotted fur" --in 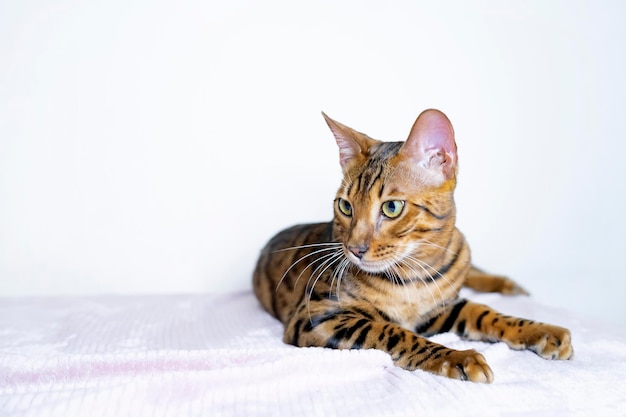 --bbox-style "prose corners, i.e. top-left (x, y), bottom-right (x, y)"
top-left (253, 109), bottom-right (573, 383)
